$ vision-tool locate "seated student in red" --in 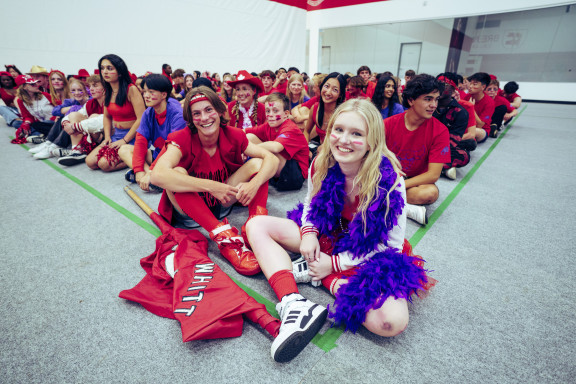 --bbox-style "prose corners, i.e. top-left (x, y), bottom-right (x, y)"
top-left (227, 70), bottom-right (265, 130)
top-left (257, 70), bottom-right (278, 103)
top-left (120, 74), bottom-right (186, 192)
top-left (86, 54), bottom-right (146, 172)
top-left (448, 73), bottom-right (477, 152)
top-left (399, 69), bottom-right (415, 95)
top-left (290, 73), bottom-right (326, 131)
top-left (498, 81), bottom-right (522, 109)
top-left (304, 72), bottom-right (347, 144)
top-left (345, 76), bottom-right (369, 101)
top-left (150, 86), bottom-right (279, 276)
top-left (384, 74), bottom-right (450, 225)
top-left (246, 93), bottom-right (309, 191)
top-left (433, 74), bottom-right (471, 180)
top-left (464, 72), bottom-right (494, 144)
top-left (486, 79), bottom-right (518, 137)
top-left (357, 66), bottom-right (376, 98)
